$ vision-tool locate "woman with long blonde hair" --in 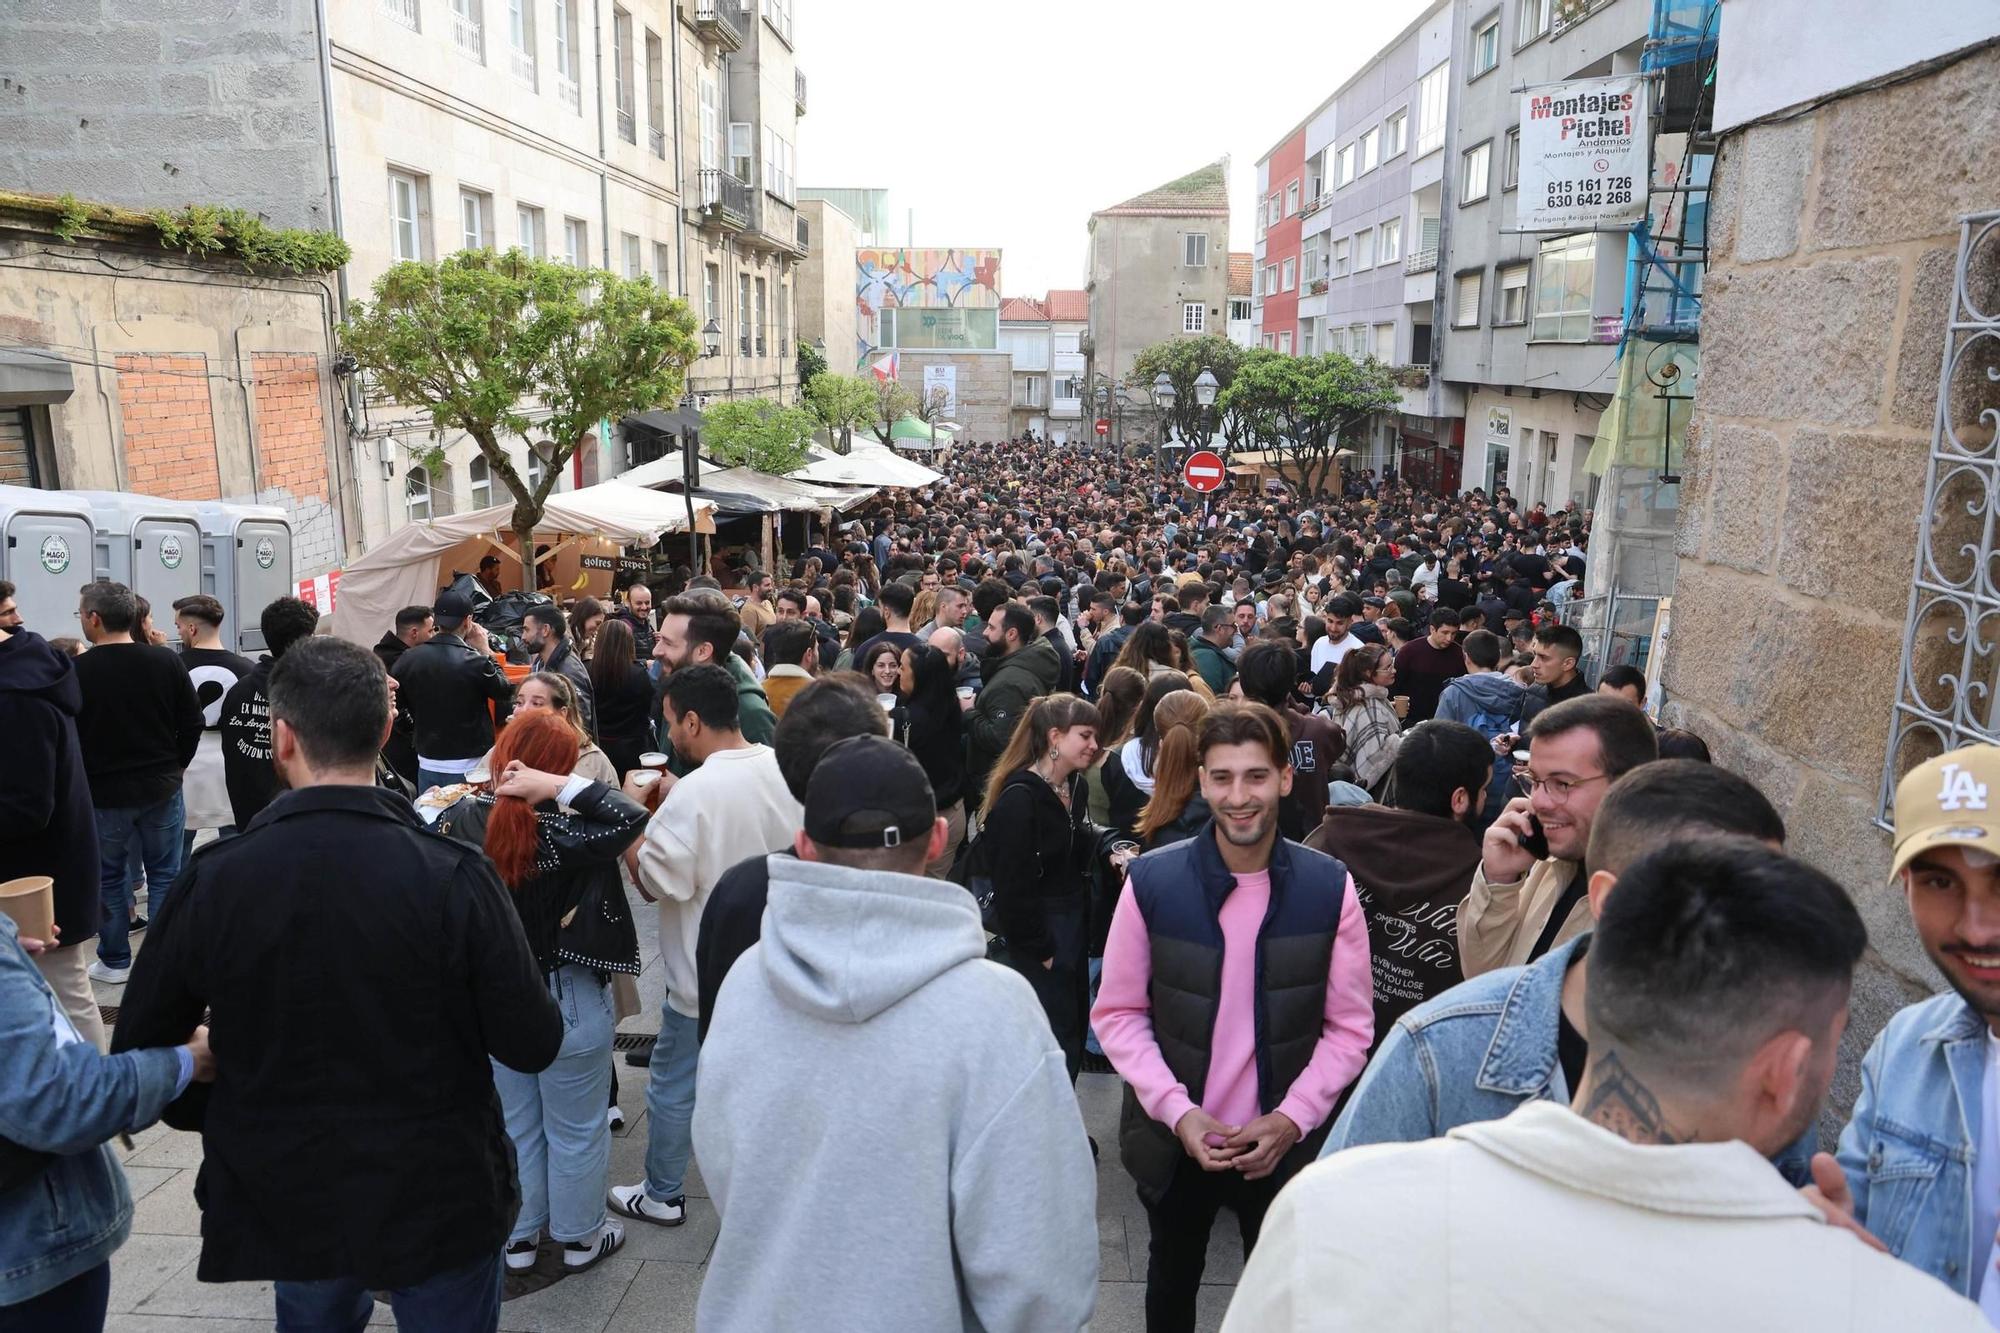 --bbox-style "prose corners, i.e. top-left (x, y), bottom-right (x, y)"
top-left (1133, 691), bottom-right (1214, 846)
